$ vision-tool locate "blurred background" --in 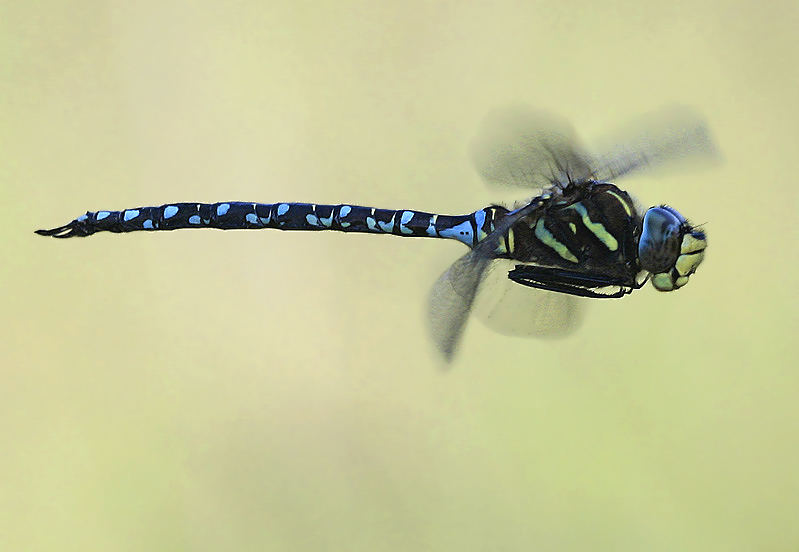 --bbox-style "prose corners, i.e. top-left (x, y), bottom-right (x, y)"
top-left (2, 1), bottom-right (797, 550)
